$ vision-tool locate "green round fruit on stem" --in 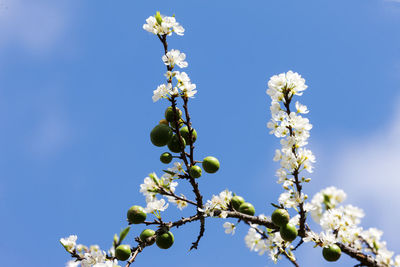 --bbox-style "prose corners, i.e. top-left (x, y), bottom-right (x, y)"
top-left (165, 106), bottom-right (182, 122)
top-left (202, 156), bottom-right (220, 173)
top-left (140, 229), bottom-right (156, 245)
top-left (159, 119), bottom-right (169, 125)
top-left (170, 119), bottom-right (184, 129)
top-left (150, 124), bottom-right (173, 147)
top-left (127, 205), bottom-right (147, 224)
top-left (271, 209), bottom-right (290, 227)
top-left (167, 134), bottom-right (186, 153)
top-left (238, 202), bottom-right (255, 216)
top-left (279, 223), bottom-right (298, 242)
top-left (160, 152), bottom-right (173, 164)
top-left (322, 244), bottom-right (341, 262)
top-left (115, 244), bottom-right (131, 261)
top-left (180, 126), bottom-right (197, 145)
top-left (156, 231), bottom-right (174, 249)
top-left (189, 165), bottom-right (202, 178)
top-left (230, 195), bottom-right (245, 210)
